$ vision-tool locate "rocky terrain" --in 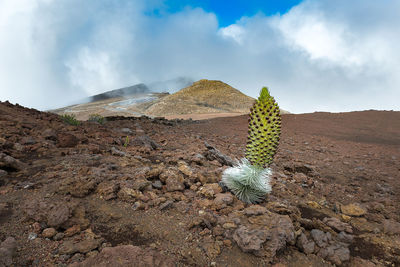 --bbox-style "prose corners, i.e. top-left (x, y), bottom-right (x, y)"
top-left (1, 100), bottom-right (399, 266)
